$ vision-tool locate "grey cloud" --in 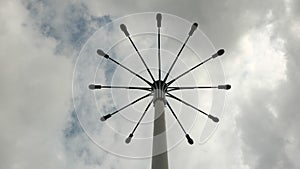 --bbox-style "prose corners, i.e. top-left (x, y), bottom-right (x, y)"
top-left (0, 1), bottom-right (111, 169)
top-left (2, 0), bottom-right (300, 169)
top-left (0, 1), bottom-right (72, 168)
top-left (85, 0), bottom-right (286, 53)
top-left (237, 88), bottom-right (294, 169)
top-left (234, 1), bottom-right (300, 169)
top-left (24, 0), bottom-right (111, 53)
